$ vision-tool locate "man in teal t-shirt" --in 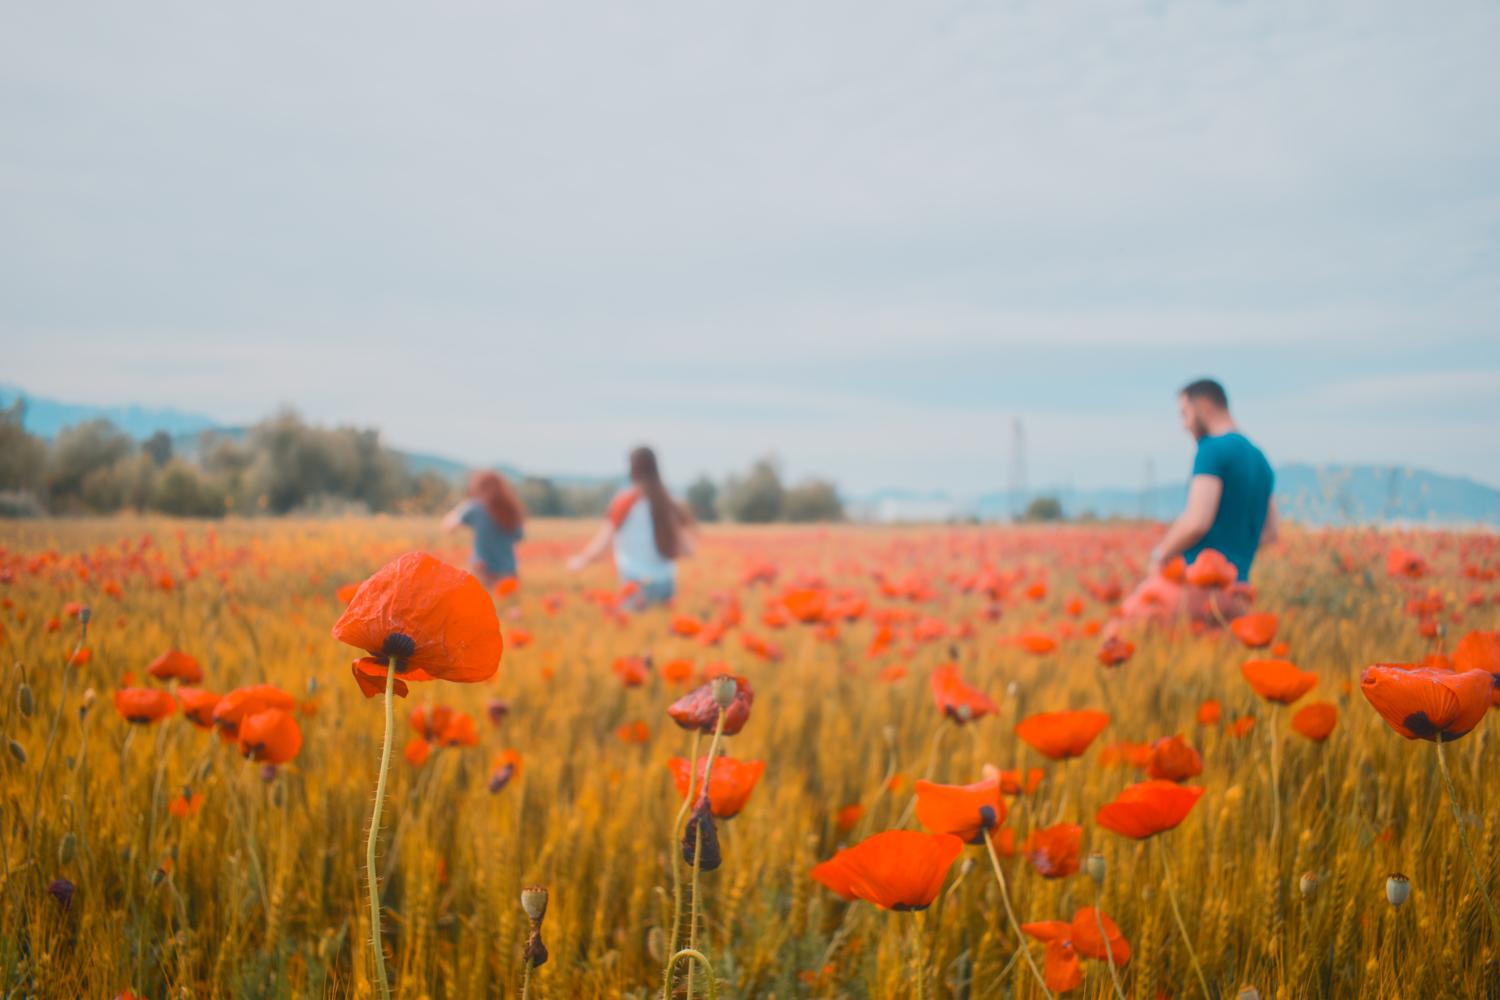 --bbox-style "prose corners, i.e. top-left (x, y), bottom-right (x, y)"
top-left (1149, 378), bottom-right (1277, 582)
